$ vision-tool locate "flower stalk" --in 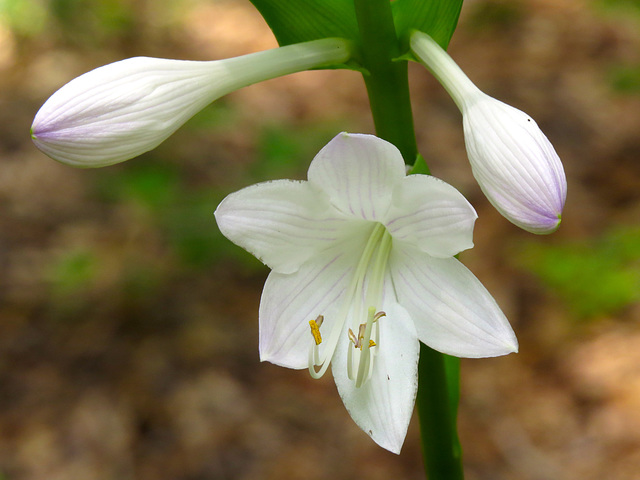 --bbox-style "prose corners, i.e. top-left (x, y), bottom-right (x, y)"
top-left (409, 30), bottom-right (479, 111)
